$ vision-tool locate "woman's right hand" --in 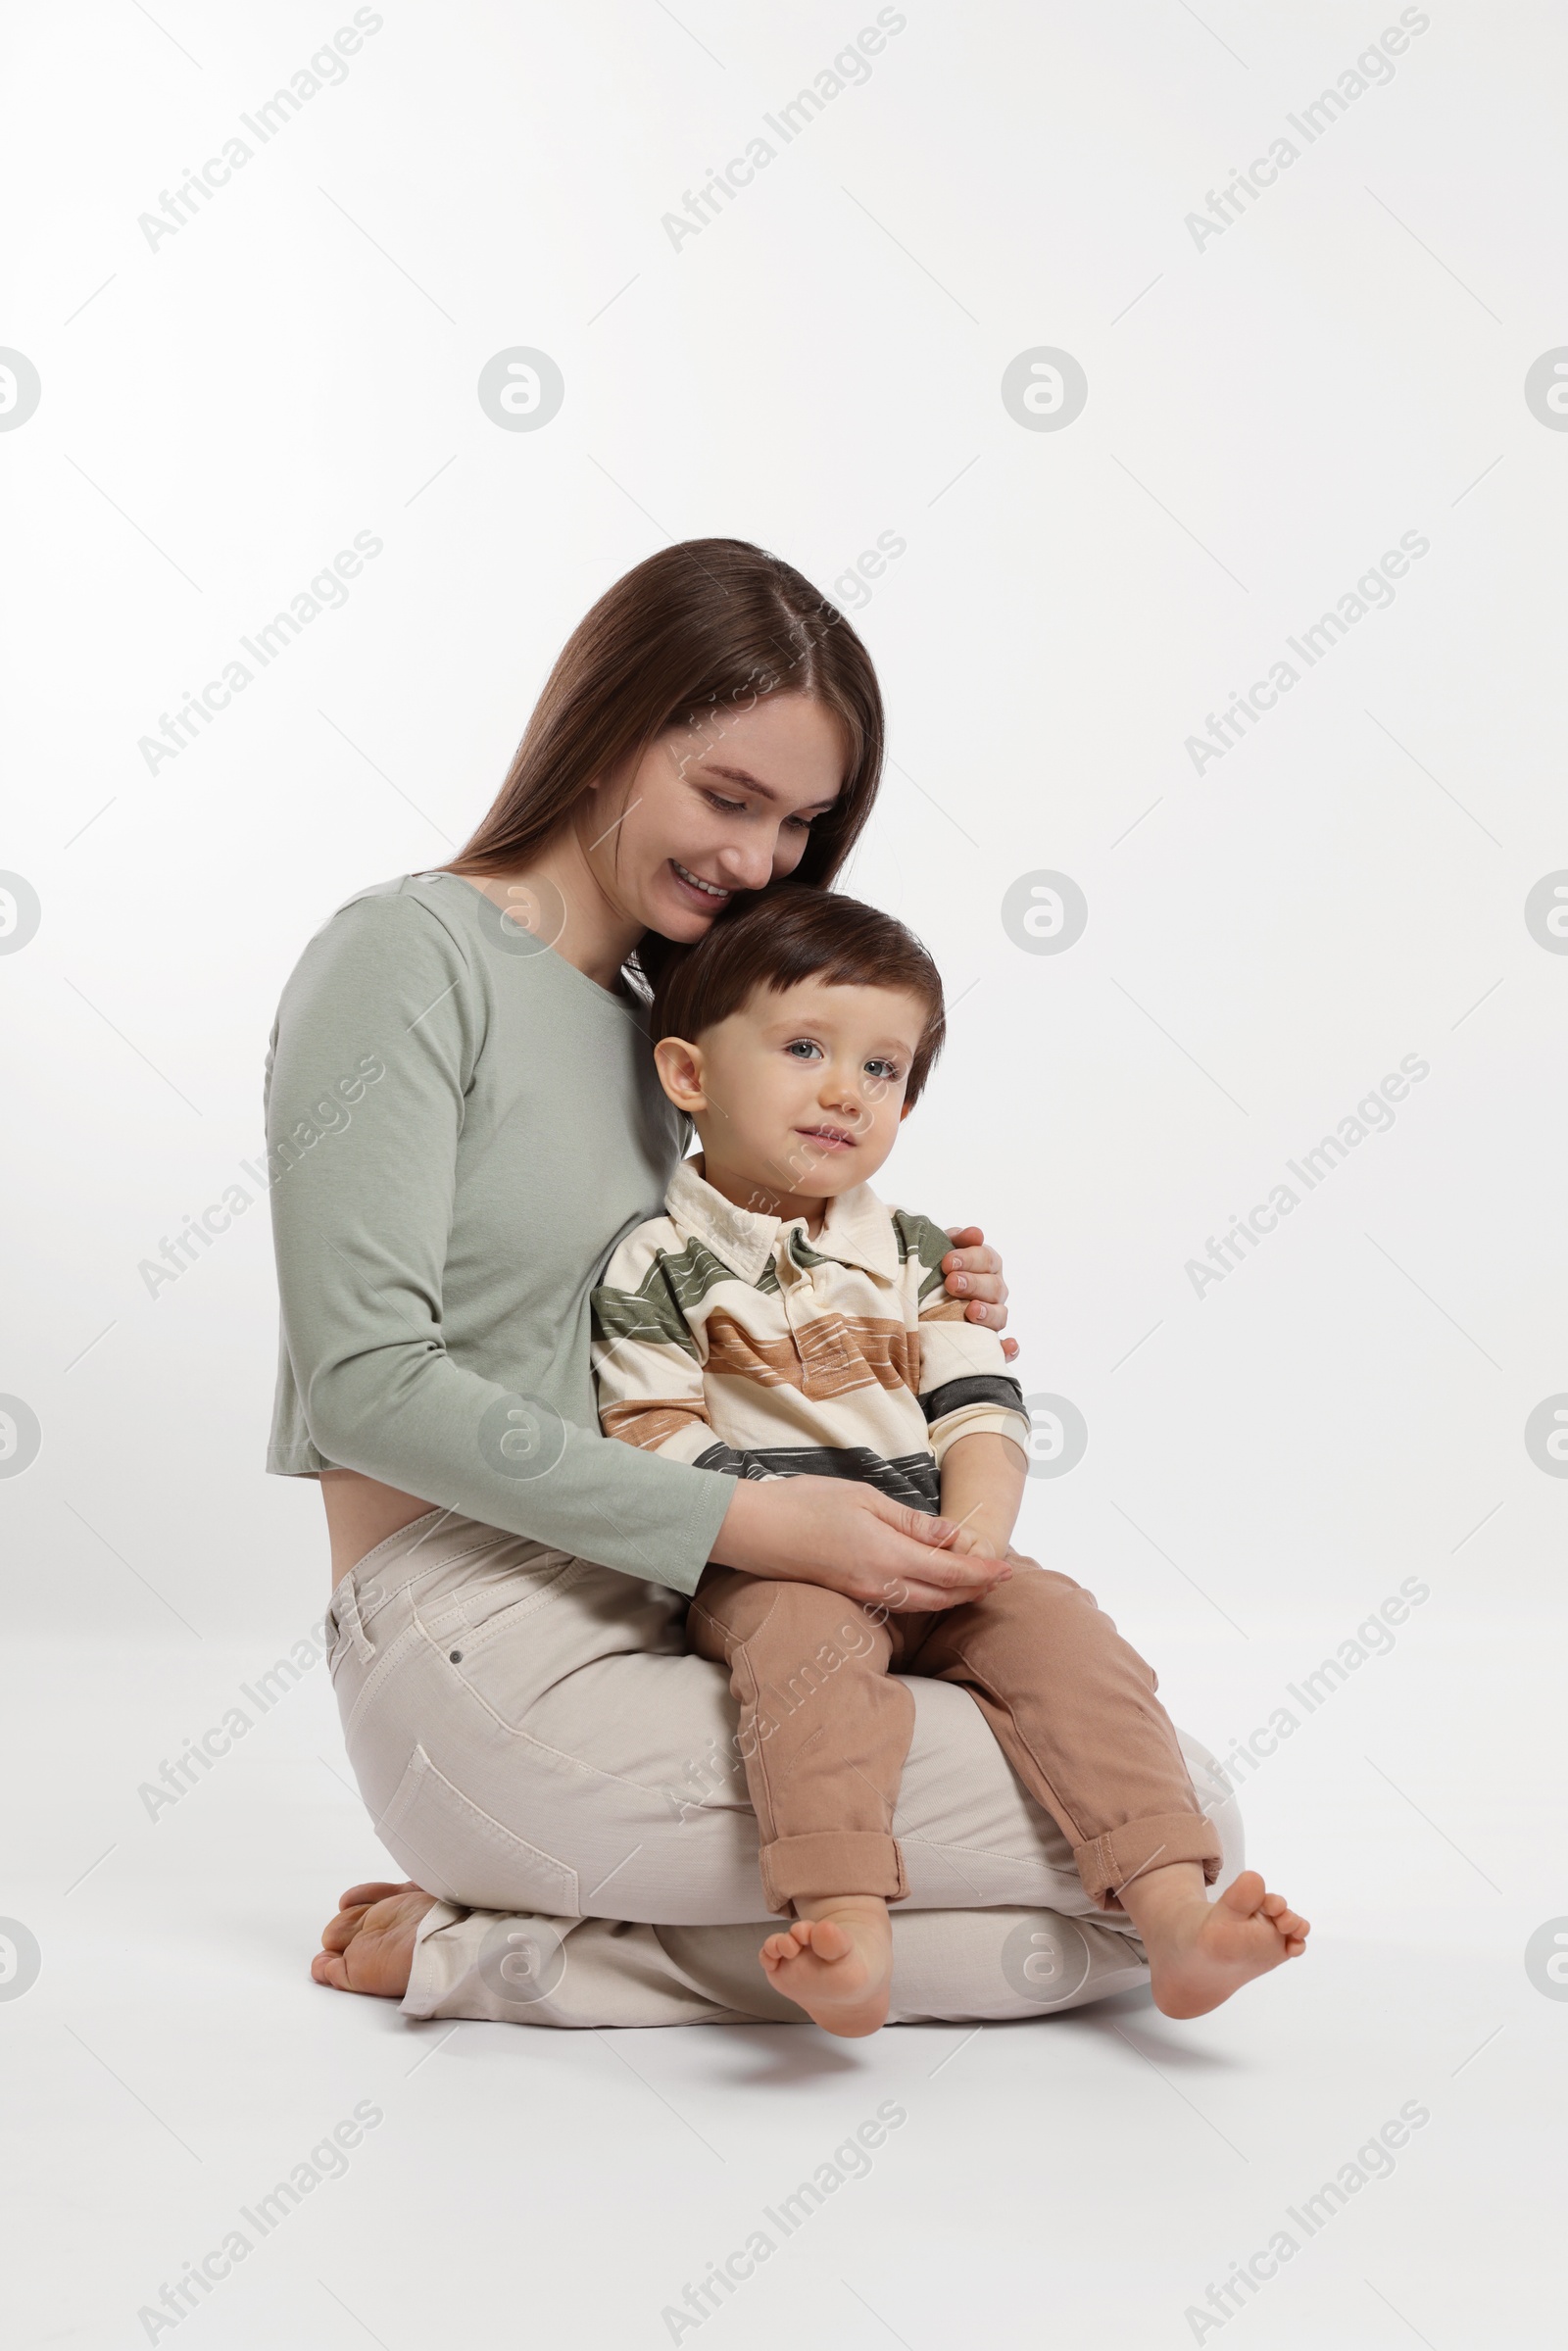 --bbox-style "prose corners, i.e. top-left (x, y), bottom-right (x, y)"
top-left (710, 1476), bottom-right (1011, 1611)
